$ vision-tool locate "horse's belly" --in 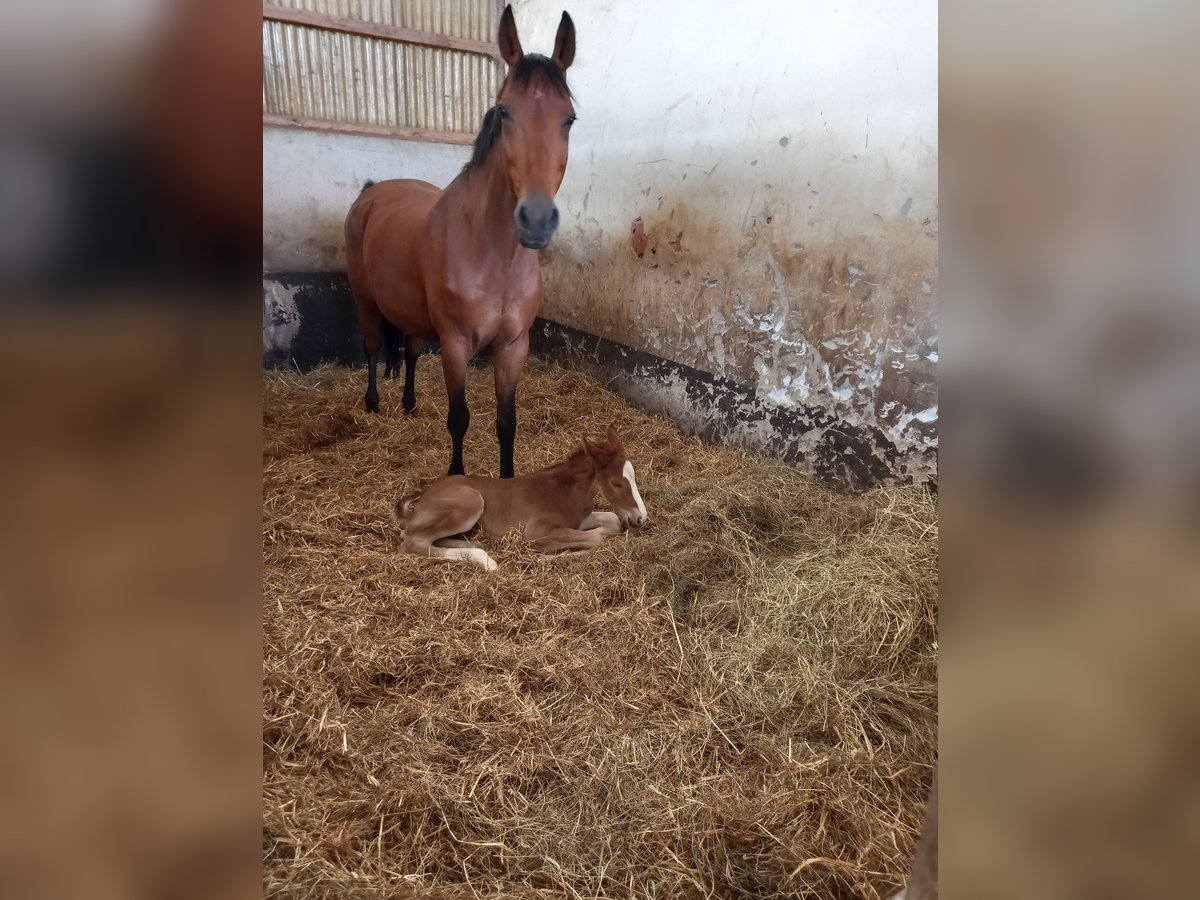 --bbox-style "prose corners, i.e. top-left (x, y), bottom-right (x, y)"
top-left (379, 293), bottom-right (438, 341)
top-left (363, 192), bottom-right (440, 338)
